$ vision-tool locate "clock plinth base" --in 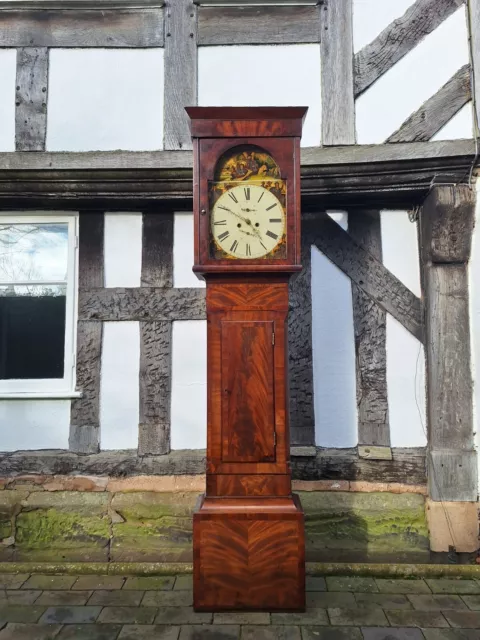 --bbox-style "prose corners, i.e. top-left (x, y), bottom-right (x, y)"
top-left (193, 494), bottom-right (305, 612)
